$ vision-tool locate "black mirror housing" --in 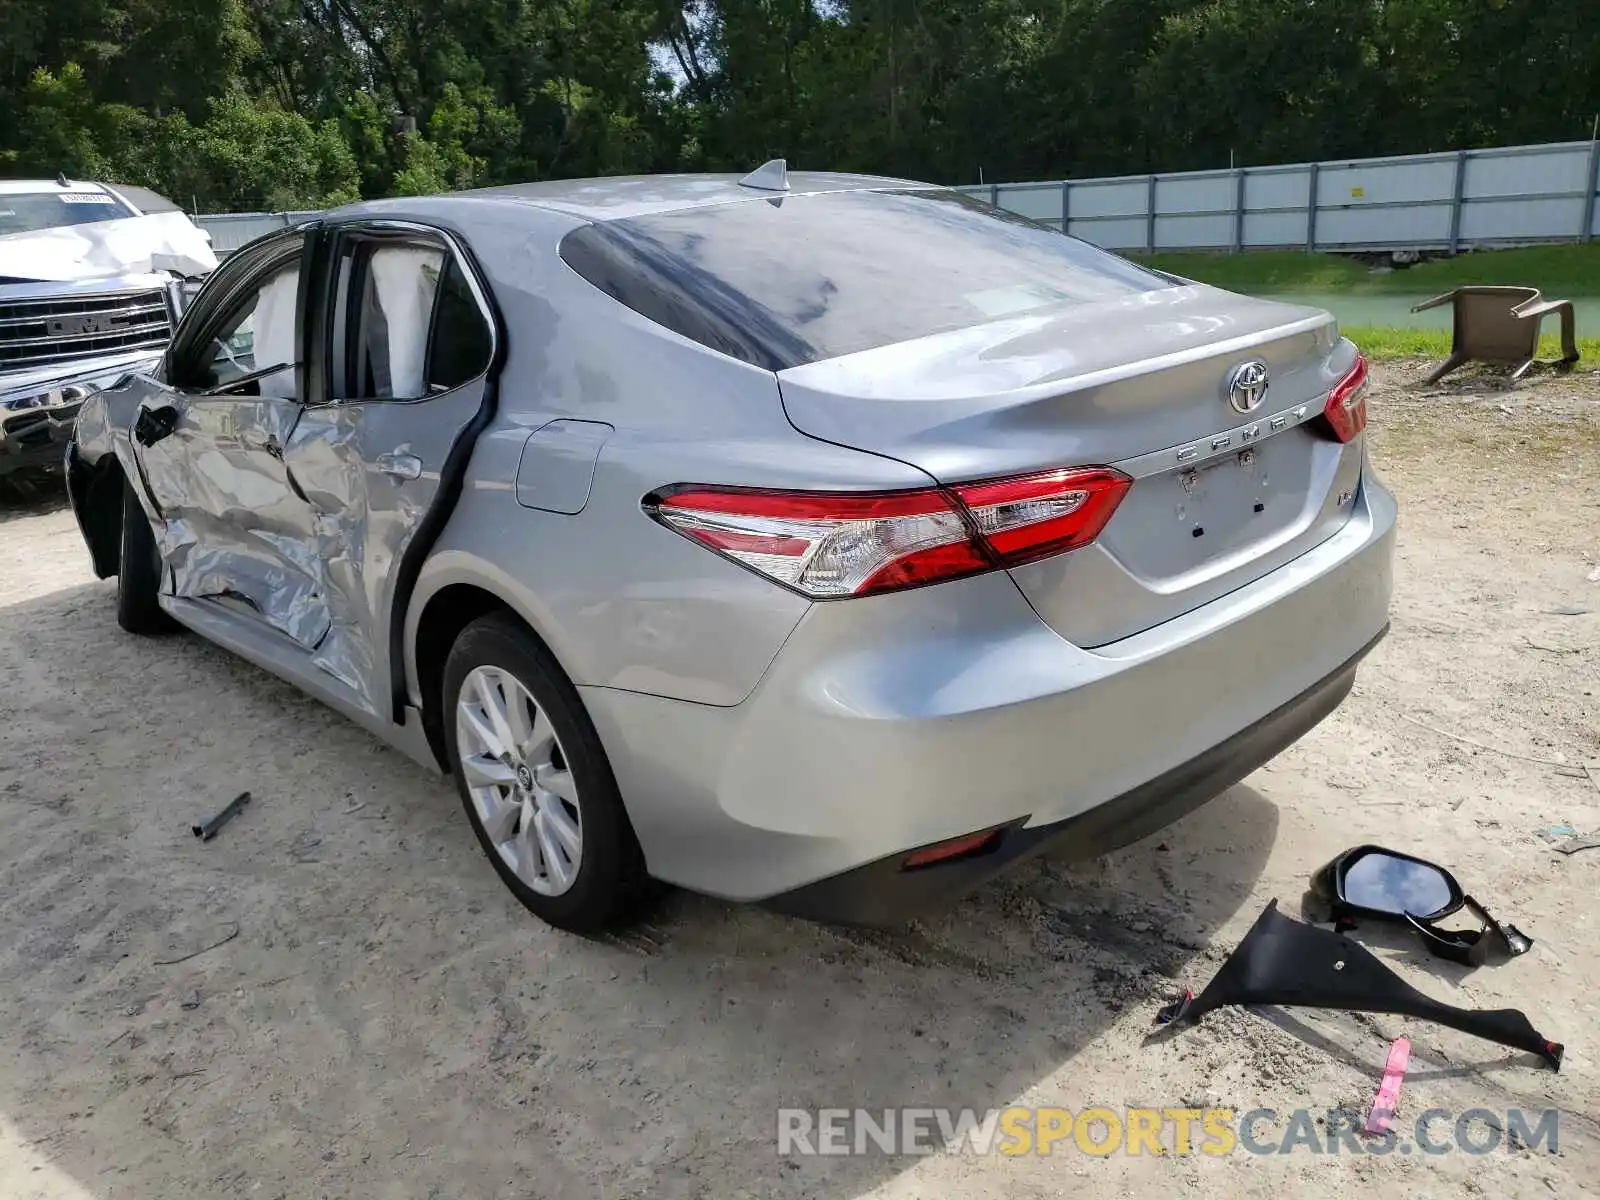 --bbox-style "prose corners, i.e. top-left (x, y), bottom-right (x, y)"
top-left (1313, 844), bottom-right (1464, 922)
